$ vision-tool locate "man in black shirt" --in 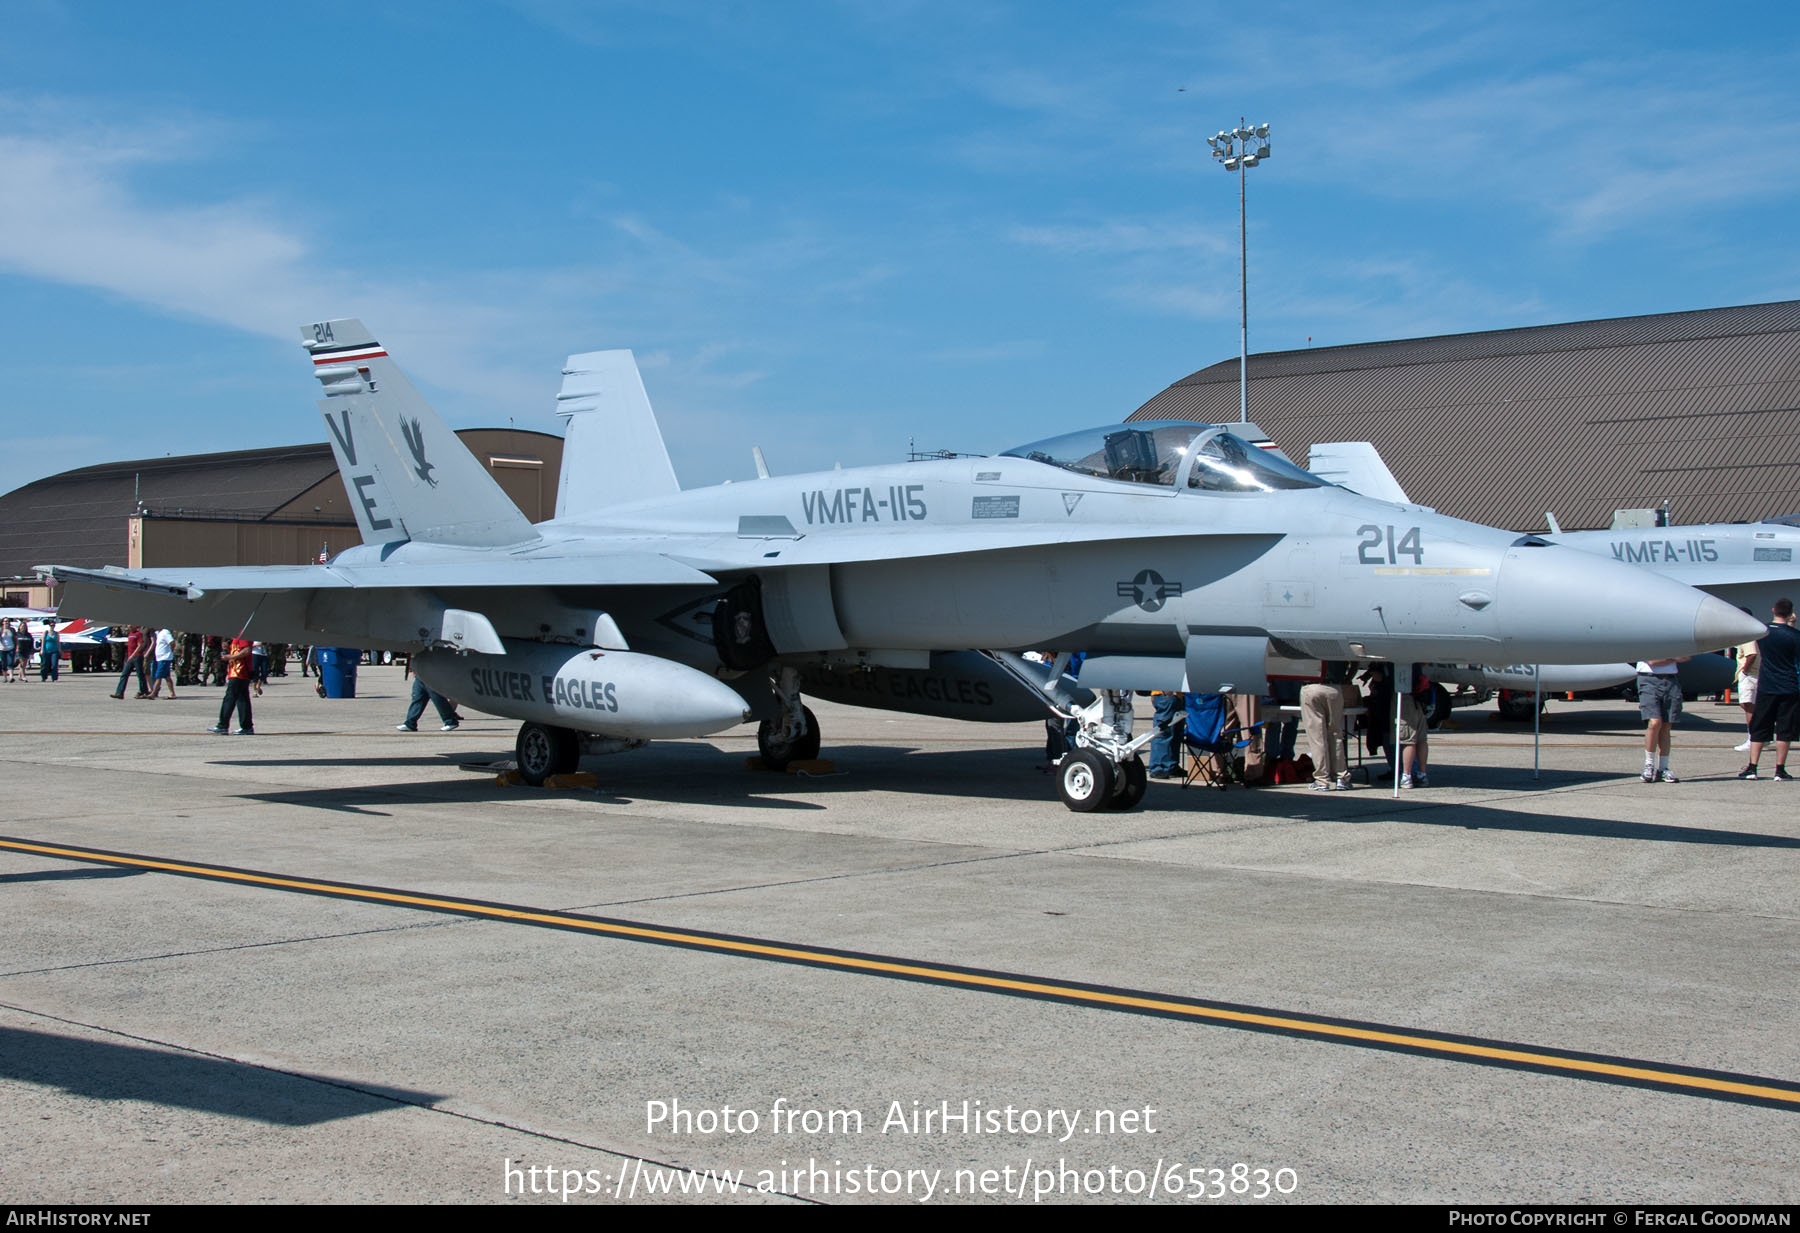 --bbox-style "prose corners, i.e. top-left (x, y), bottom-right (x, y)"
top-left (1737, 598), bottom-right (1800, 781)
